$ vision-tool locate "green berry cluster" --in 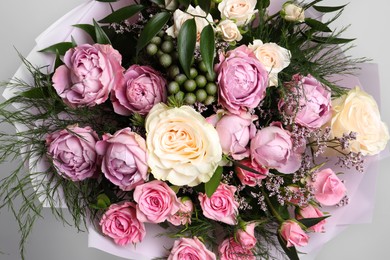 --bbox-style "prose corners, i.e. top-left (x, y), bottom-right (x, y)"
top-left (145, 31), bottom-right (176, 69)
